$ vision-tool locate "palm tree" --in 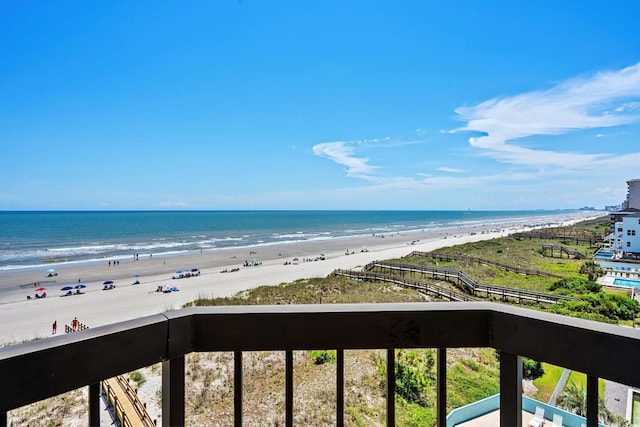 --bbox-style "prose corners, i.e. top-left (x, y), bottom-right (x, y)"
top-left (557, 380), bottom-right (586, 416)
top-left (556, 380), bottom-right (619, 425)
